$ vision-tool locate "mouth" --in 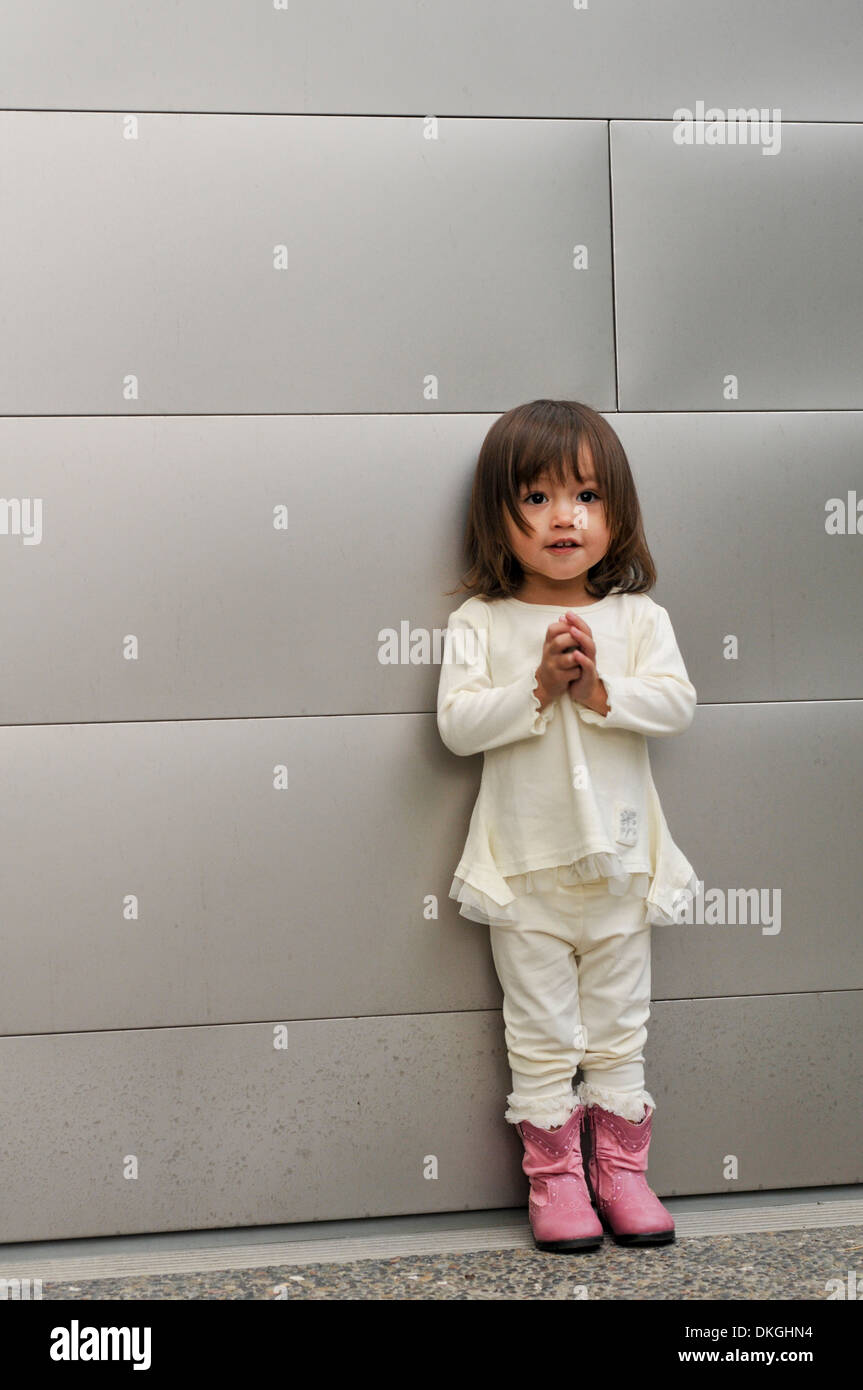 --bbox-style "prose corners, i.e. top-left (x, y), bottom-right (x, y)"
top-left (546, 541), bottom-right (582, 550)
